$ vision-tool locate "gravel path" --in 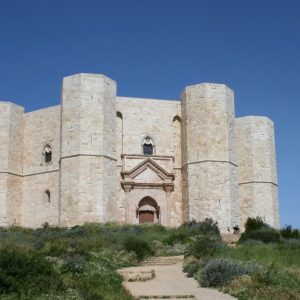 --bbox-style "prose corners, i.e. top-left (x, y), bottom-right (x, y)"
top-left (119, 256), bottom-right (236, 300)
